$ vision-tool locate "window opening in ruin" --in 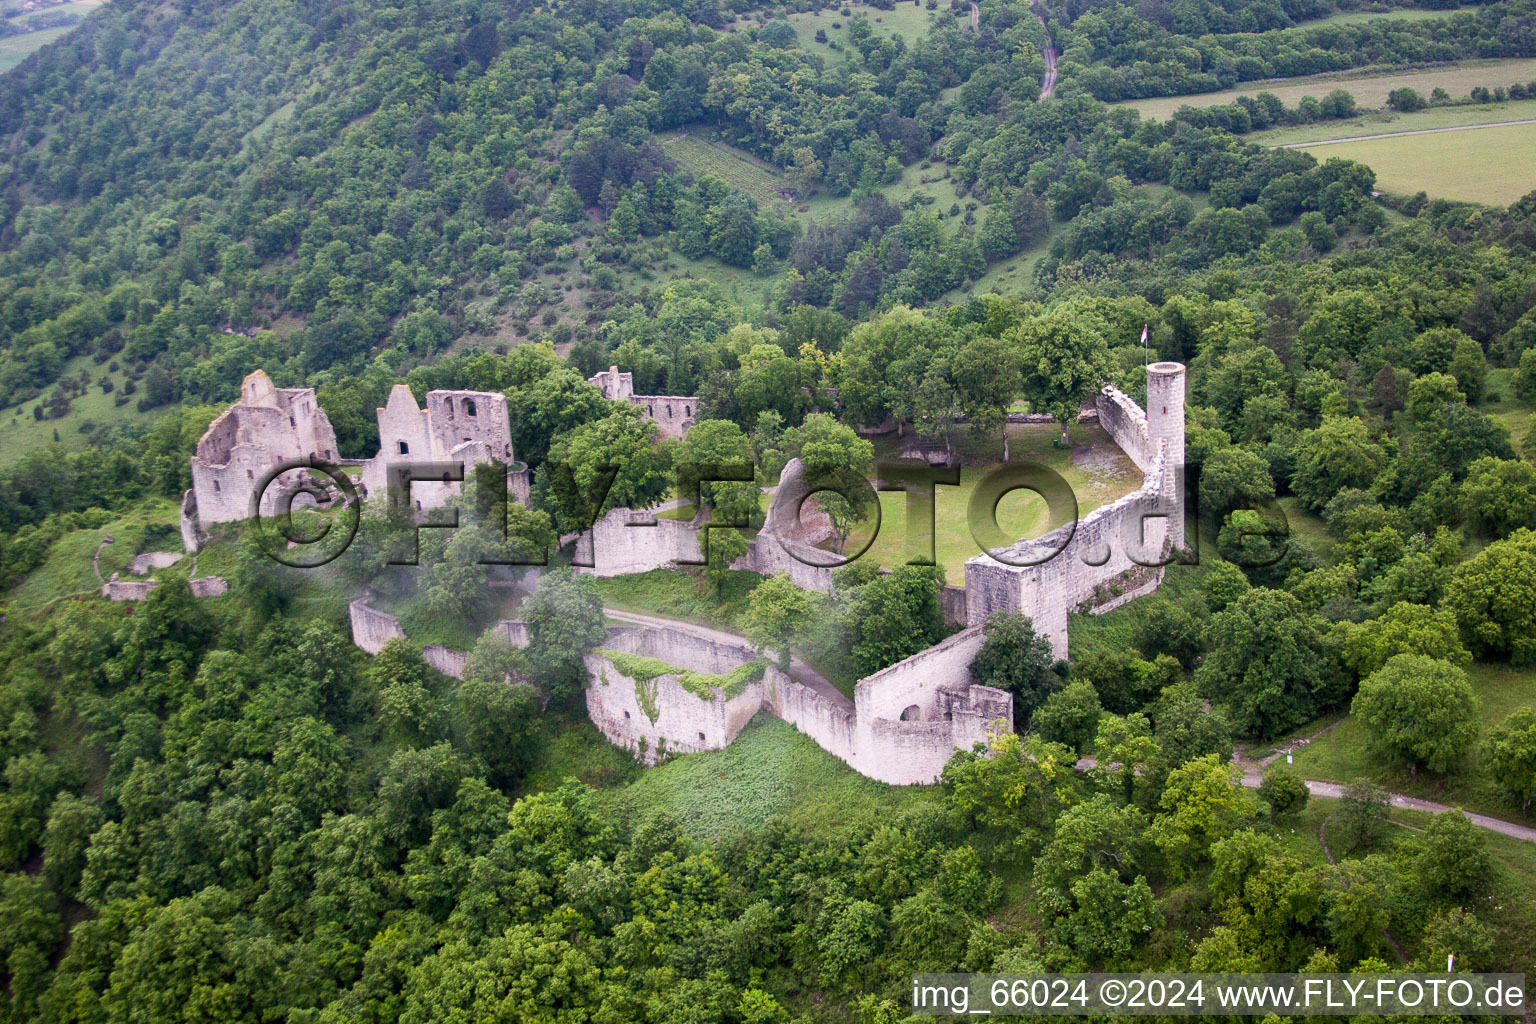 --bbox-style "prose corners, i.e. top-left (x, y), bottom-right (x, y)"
top-left (247, 470), bottom-right (253, 480)
top-left (212, 479), bottom-right (220, 492)
top-left (685, 405), bottom-right (691, 416)
top-left (623, 711), bottom-right (630, 719)
top-left (698, 731), bottom-right (706, 742)
top-left (465, 398), bottom-right (476, 417)
top-left (398, 441), bottom-right (409, 454)
top-left (900, 704), bottom-right (921, 721)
